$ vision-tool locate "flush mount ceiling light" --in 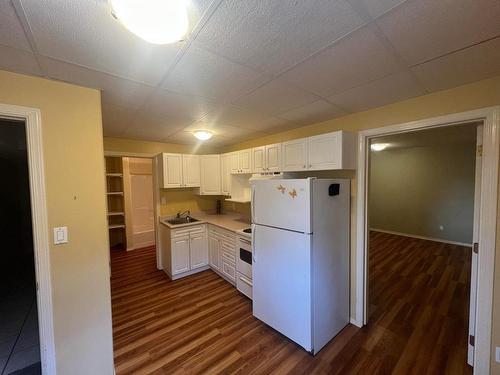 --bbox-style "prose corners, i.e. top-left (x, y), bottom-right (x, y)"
top-left (193, 130), bottom-right (213, 141)
top-left (370, 143), bottom-right (389, 151)
top-left (110, 0), bottom-right (189, 44)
